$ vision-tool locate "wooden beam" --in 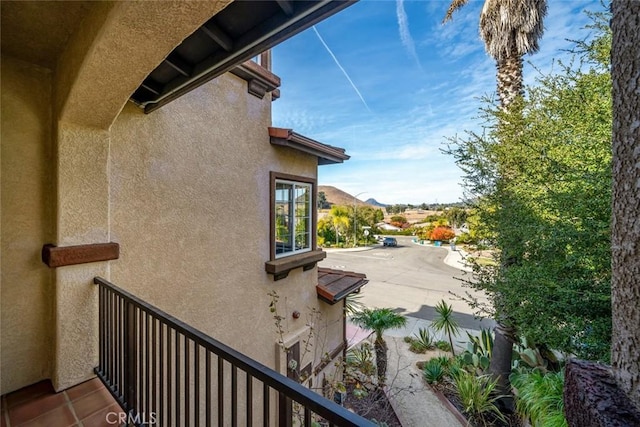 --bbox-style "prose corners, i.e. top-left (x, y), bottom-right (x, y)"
top-left (201, 22), bottom-right (233, 52)
top-left (141, 79), bottom-right (163, 96)
top-left (260, 50), bottom-right (272, 71)
top-left (42, 242), bottom-right (119, 268)
top-left (276, 0), bottom-right (295, 16)
top-left (164, 53), bottom-right (192, 77)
